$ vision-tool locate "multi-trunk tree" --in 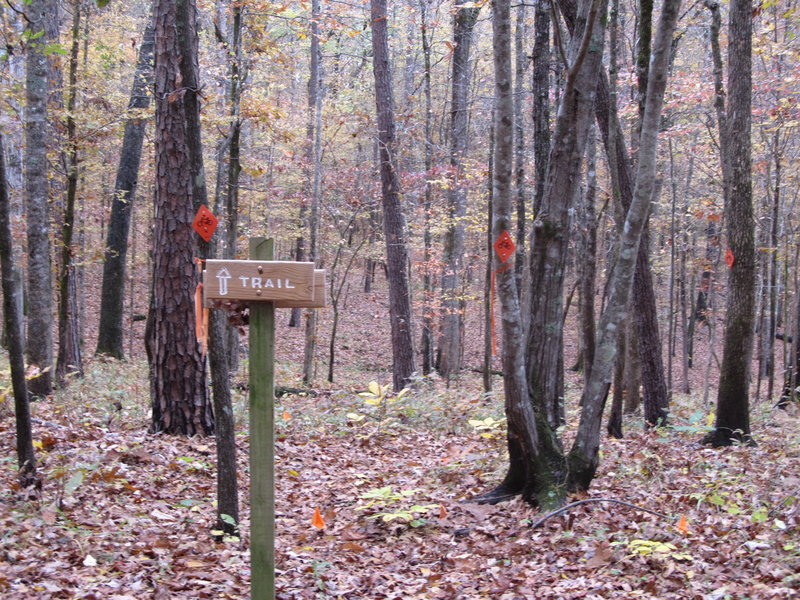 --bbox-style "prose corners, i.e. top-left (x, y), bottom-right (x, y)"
top-left (491, 0), bottom-right (682, 504)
